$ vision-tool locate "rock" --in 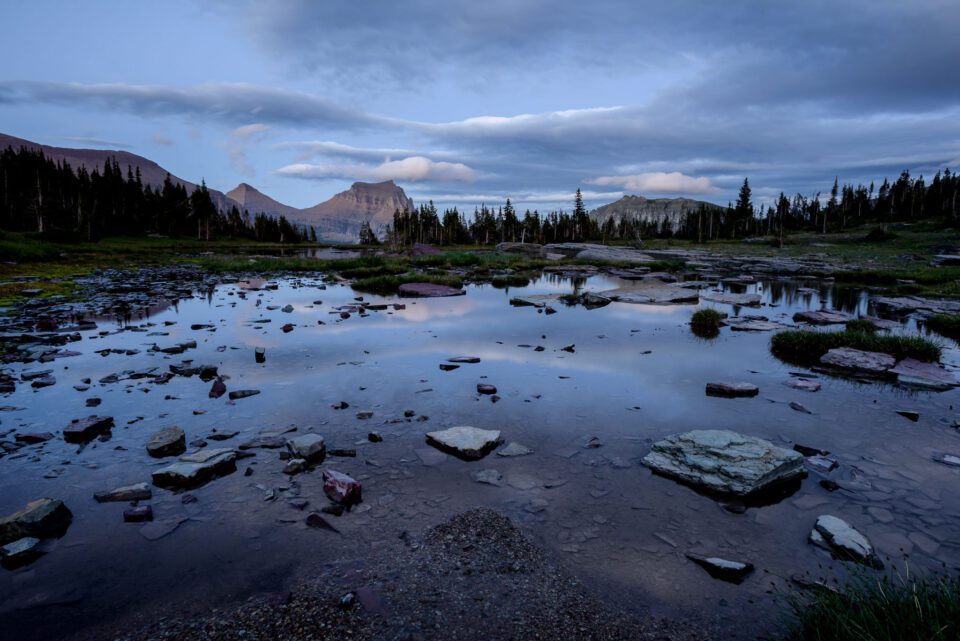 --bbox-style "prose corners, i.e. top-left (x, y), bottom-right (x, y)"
top-left (598, 284), bottom-right (698, 305)
top-left (686, 553), bottom-right (754, 583)
top-left (62, 415), bottom-right (114, 443)
top-left (473, 469), bottom-right (503, 486)
top-left (890, 359), bottom-right (957, 390)
top-left (0, 498), bottom-right (72, 544)
top-left (209, 378), bottom-right (227, 399)
top-left (793, 310), bottom-right (852, 325)
top-left (932, 452), bottom-right (960, 468)
top-left (398, 283), bottom-right (465, 297)
top-left (322, 469), bottom-right (362, 506)
top-left (123, 506), bottom-right (154, 522)
top-left (147, 427), bottom-right (186, 458)
top-left (783, 378), bottom-right (821, 392)
top-left (94, 482), bottom-right (152, 503)
top-left (448, 356), bottom-right (481, 364)
top-left (476, 384), bottom-right (497, 395)
top-left (15, 432), bottom-right (54, 444)
top-left (805, 455), bottom-right (838, 473)
top-left (228, 389), bottom-right (260, 400)
top-left (367, 432), bottom-right (382, 443)
top-left (705, 381), bottom-right (759, 398)
top-left (282, 323), bottom-right (294, 333)
top-left (497, 442), bottom-right (533, 457)
top-left (31, 376), bottom-right (56, 388)
top-left (0, 537), bottom-right (43, 568)
top-left (439, 363), bottom-right (460, 371)
top-left (305, 512), bottom-right (340, 533)
top-left (426, 426), bottom-right (503, 460)
top-left (722, 317), bottom-right (787, 331)
top-left (286, 434), bottom-right (326, 463)
top-left (895, 410), bottom-right (920, 422)
top-left (700, 291), bottom-right (762, 307)
top-left (809, 514), bottom-right (883, 568)
top-left (543, 243), bottom-right (656, 264)
top-left (789, 401), bottom-right (812, 414)
top-left (284, 458), bottom-right (307, 475)
top-left (820, 347), bottom-right (896, 376)
top-left (281, 304), bottom-right (294, 313)
top-left (255, 347), bottom-right (266, 363)
top-left (152, 448), bottom-right (237, 489)
top-left (642, 430), bottom-right (804, 496)
top-left (355, 410), bottom-right (374, 419)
